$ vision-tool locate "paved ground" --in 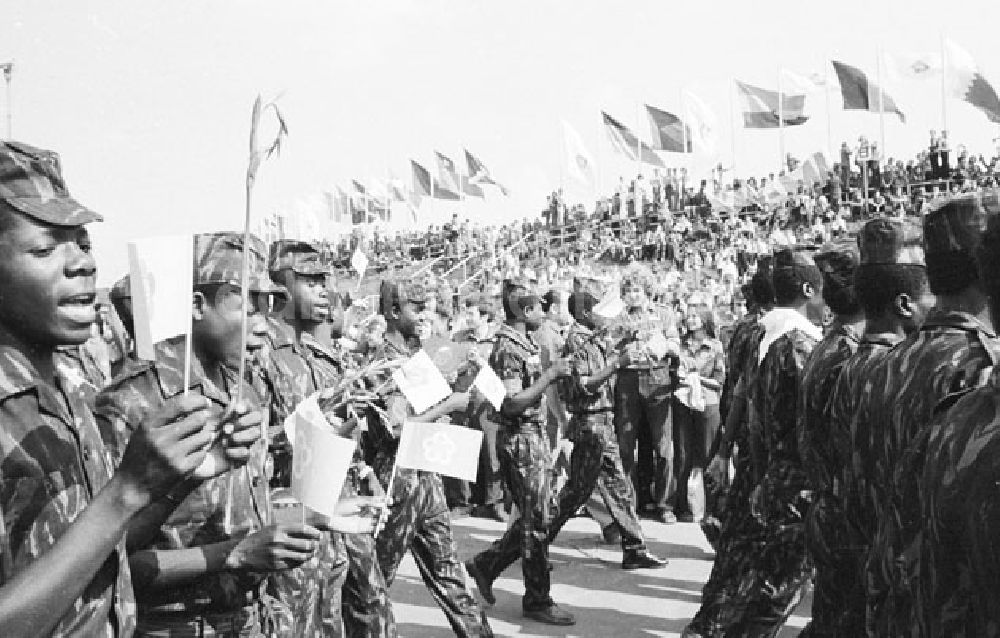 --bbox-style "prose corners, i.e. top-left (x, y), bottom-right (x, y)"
top-left (391, 514), bottom-right (811, 637)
